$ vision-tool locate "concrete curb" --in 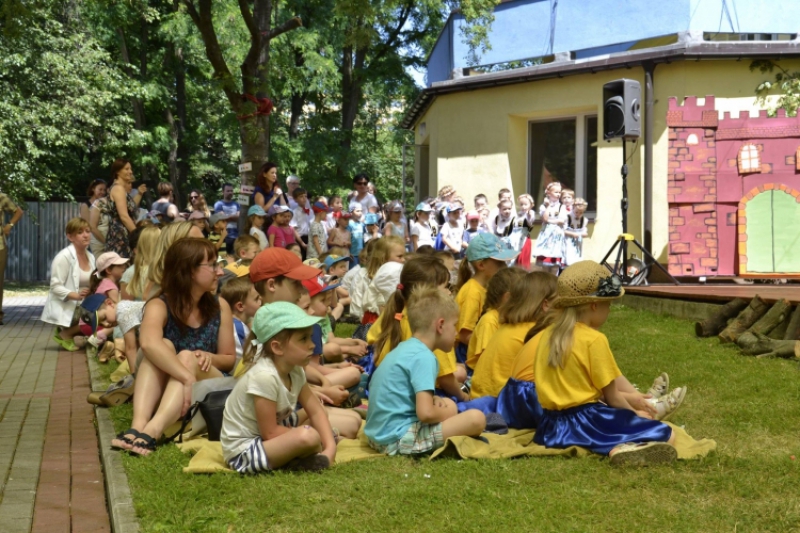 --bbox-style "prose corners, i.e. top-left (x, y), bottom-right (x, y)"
top-left (620, 294), bottom-right (723, 321)
top-left (86, 354), bottom-right (140, 533)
